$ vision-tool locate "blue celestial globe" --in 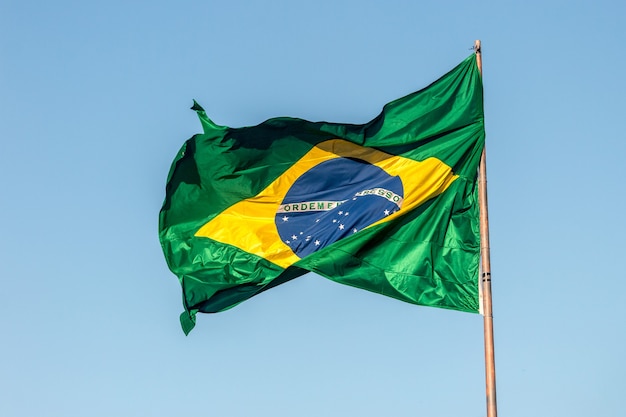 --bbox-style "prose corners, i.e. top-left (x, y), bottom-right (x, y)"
top-left (275, 156), bottom-right (404, 258)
